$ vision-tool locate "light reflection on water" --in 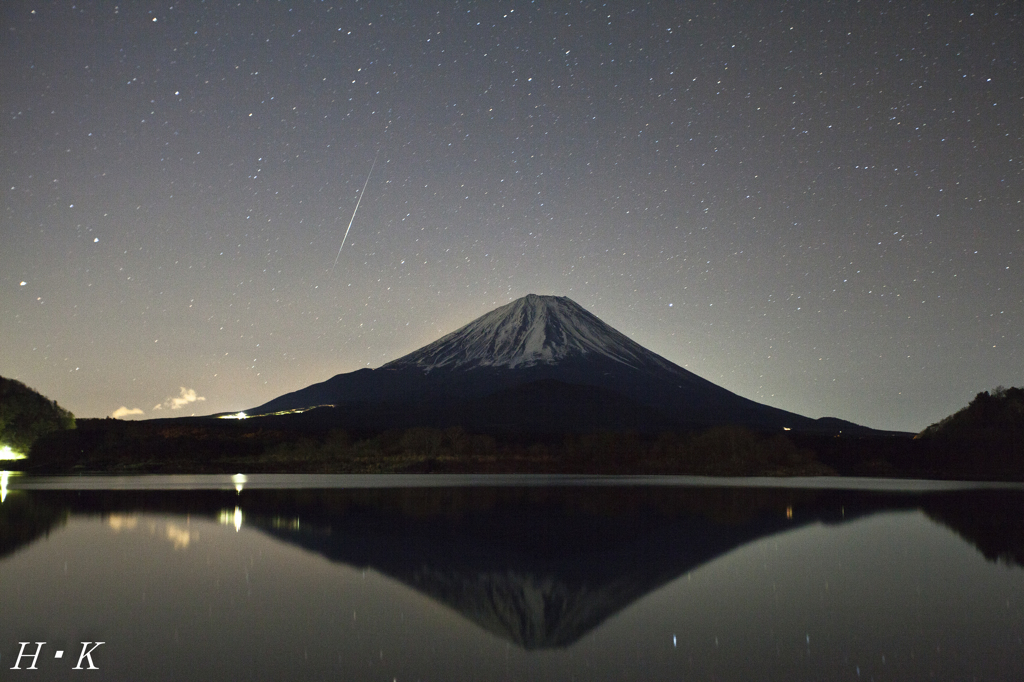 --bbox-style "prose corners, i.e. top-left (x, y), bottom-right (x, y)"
top-left (0, 478), bottom-right (1021, 681)
top-left (218, 506), bottom-right (242, 532)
